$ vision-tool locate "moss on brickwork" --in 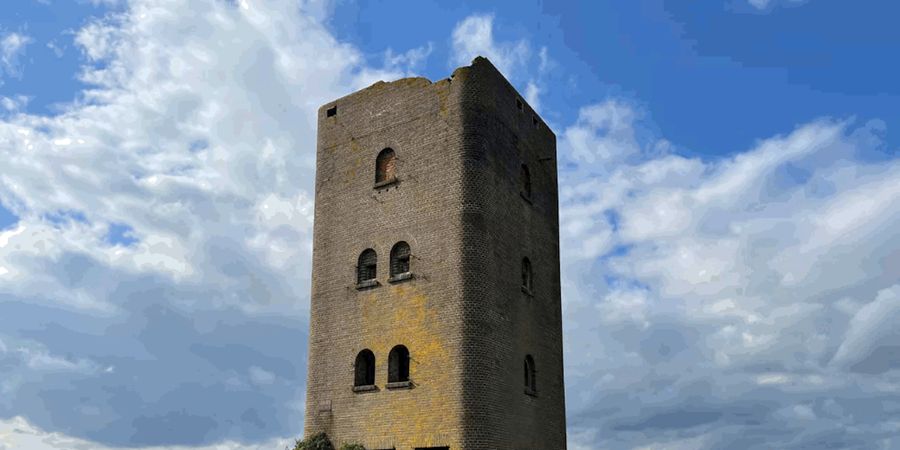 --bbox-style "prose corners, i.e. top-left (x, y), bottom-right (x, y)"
top-left (292, 432), bottom-right (334, 450)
